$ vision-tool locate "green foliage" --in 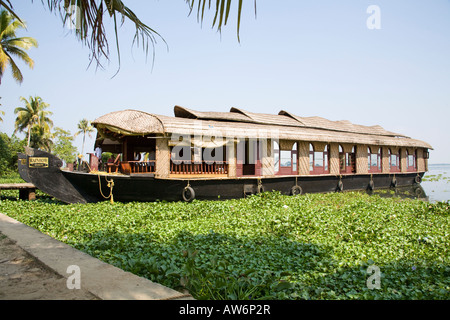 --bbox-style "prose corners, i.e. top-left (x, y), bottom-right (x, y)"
top-left (101, 152), bottom-right (113, 164)
top-left (0, 132), bottom-right (26, 174)
top-left (0, 191), bottom-right (448, 300)
top-left (52, 127), bottom-right (77, 165)
top-left (14, 95), bottom-right (53, 148)
top-left (423, 173), bottom-right (450, 183)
